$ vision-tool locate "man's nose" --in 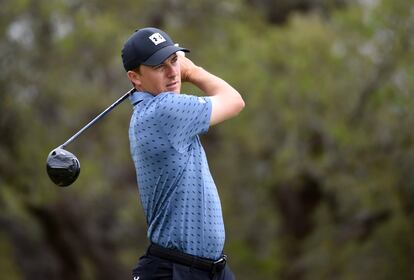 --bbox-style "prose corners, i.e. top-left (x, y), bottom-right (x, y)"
top-left (166, 63), bottom-right (178, 77)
